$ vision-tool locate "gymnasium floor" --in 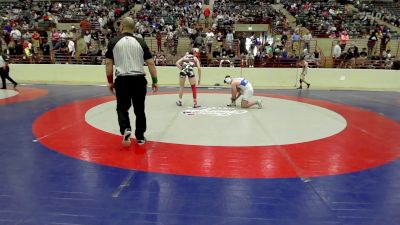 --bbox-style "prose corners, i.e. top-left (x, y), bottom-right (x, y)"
top-left (0, 84), bottom-right (399, 225)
